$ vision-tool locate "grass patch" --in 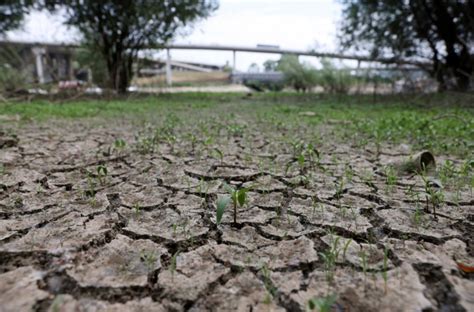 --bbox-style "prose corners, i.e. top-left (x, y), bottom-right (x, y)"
top-left (1, 92), bottom-right (472, 155)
